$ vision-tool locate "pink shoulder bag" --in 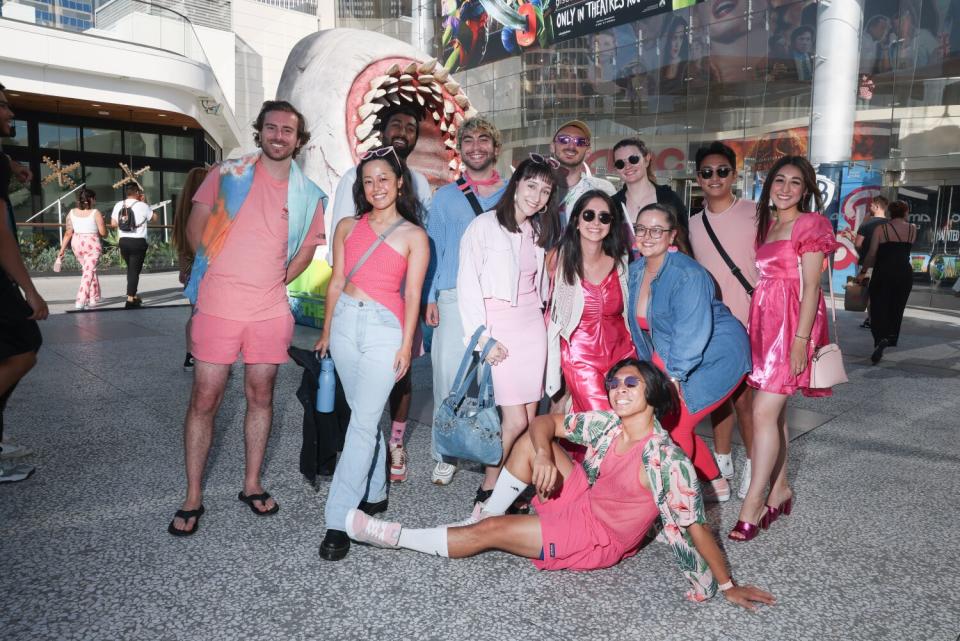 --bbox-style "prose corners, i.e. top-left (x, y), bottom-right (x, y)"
top-left (798, 256), bottom-right (848, 389)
